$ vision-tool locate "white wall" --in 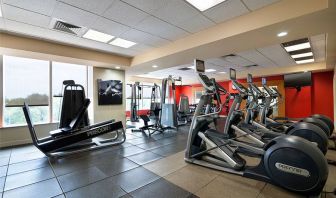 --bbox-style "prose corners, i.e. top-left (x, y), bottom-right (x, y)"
top-left (93, 67), bottom-right (126, 125)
